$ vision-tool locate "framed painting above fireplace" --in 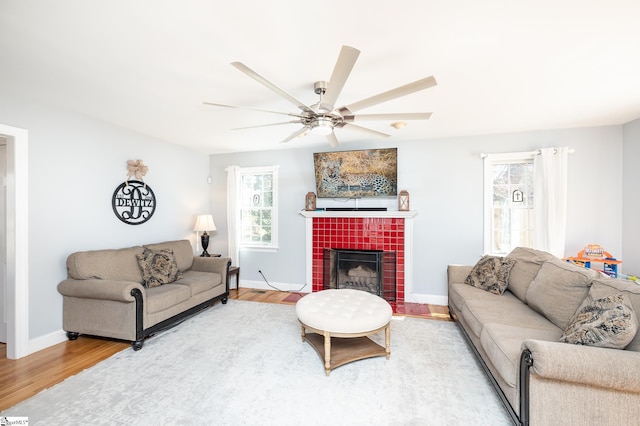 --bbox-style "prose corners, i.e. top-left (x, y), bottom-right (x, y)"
top-left (313, 148), bottom-right (397, 198)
